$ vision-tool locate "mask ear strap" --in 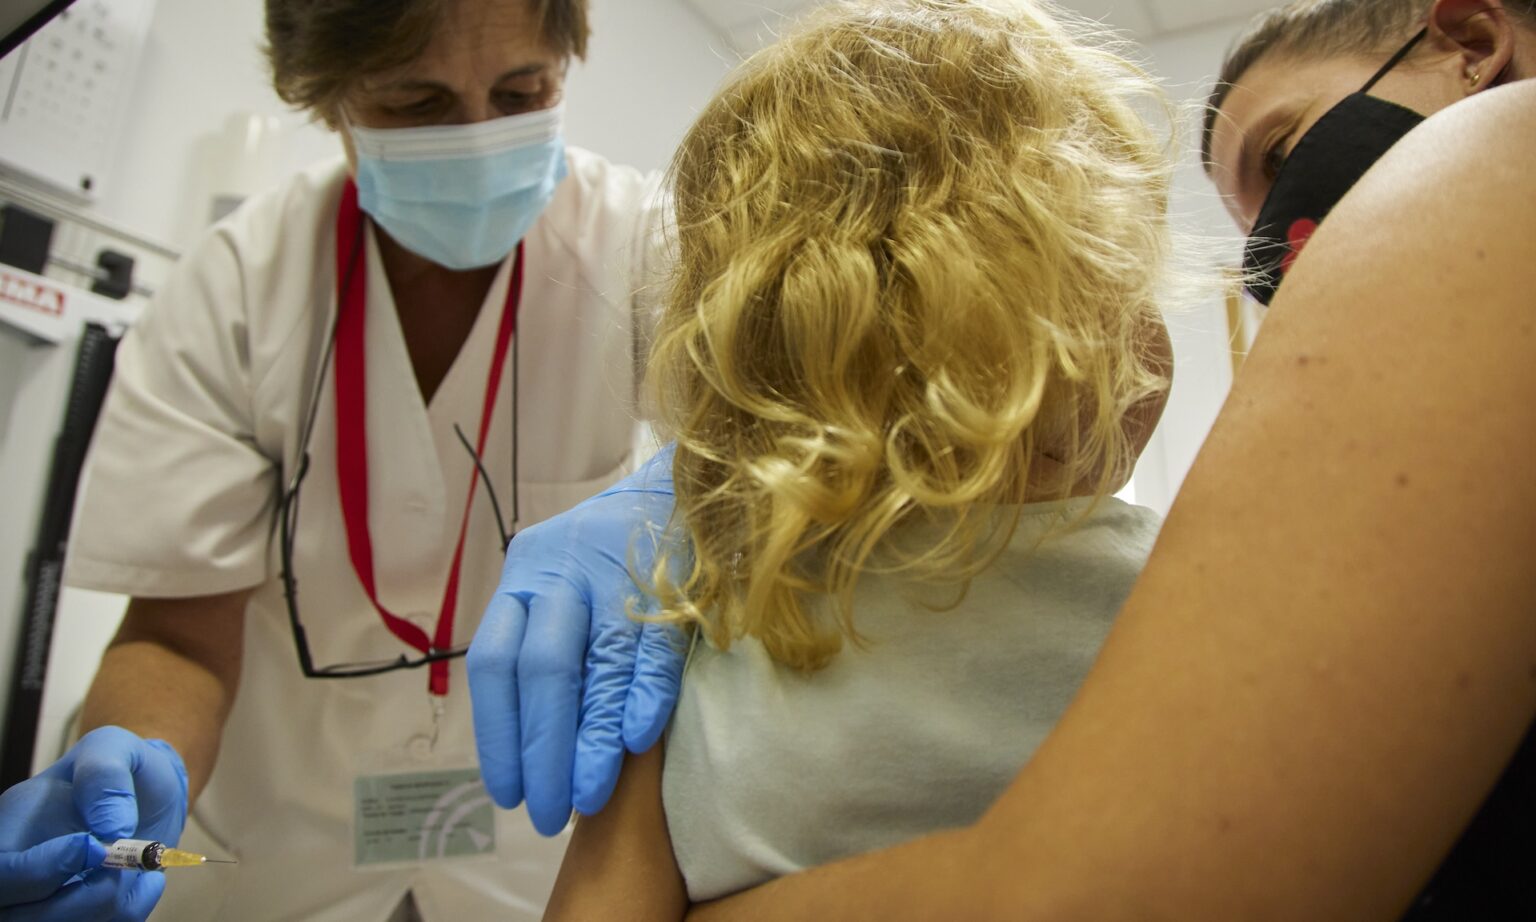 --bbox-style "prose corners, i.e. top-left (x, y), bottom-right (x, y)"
top-left (1362, 27), bottom-right (1429, 93)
